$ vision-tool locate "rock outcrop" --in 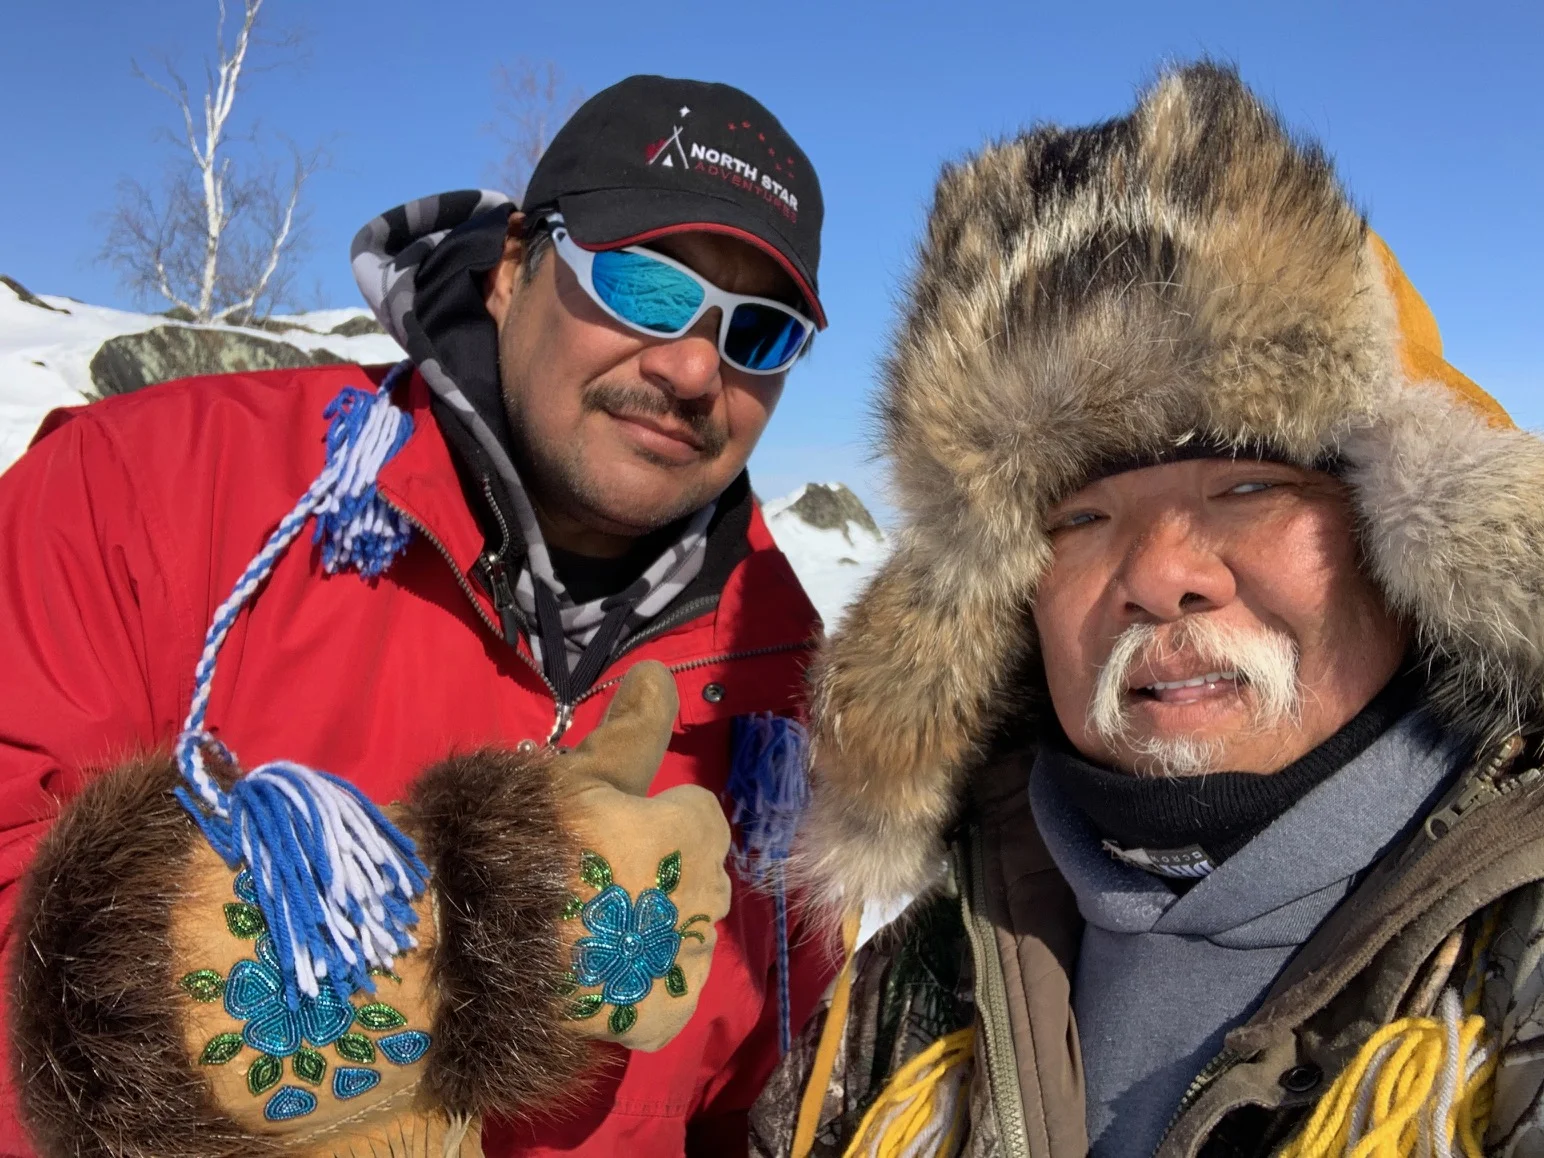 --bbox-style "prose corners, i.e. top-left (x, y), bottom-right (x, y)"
top-left (774, 483), bottom-right (882, 546)
top-left (329, 315), bottom-right (383, 337)
top-left (89, 326), bottom-right (345, 397)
